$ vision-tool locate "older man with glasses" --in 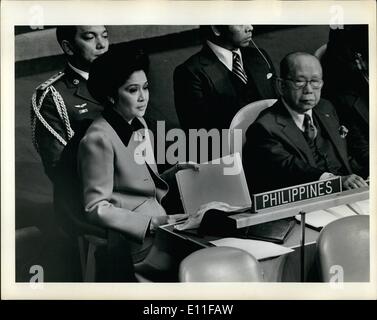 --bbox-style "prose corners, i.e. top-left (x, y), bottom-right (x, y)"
top-left (242, 52), bottom-right (368, 194)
